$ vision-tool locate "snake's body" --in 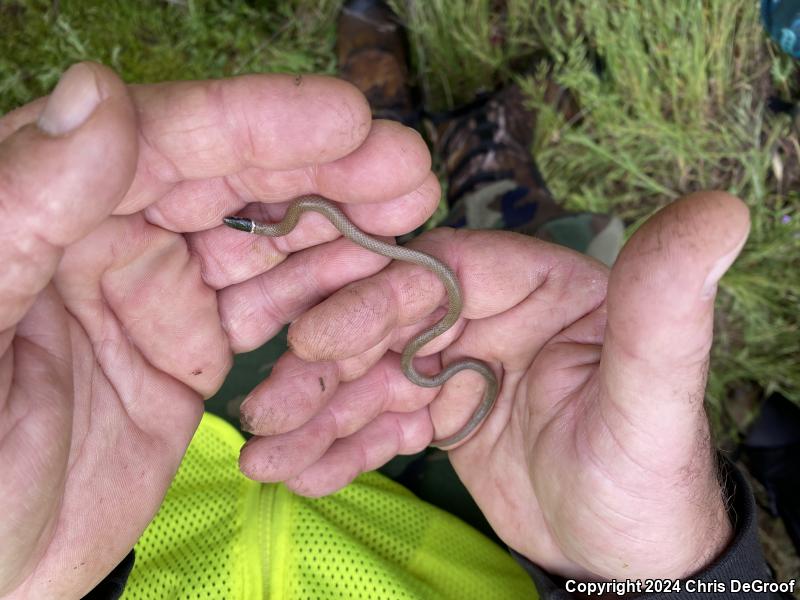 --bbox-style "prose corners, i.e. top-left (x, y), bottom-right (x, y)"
top-left (223, 195), bottom-right (498, 448)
